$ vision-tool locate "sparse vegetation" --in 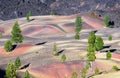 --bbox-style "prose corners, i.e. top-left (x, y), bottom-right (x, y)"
top-left (53, 42), bottom-right (58, 56)
top-left (4, 61), bottom-right (16, 78)
top-left (11, 21), bottom-right (23, 44)
top-left (87, 44), bottom-right (96, 62)
top-left (74, 15), bottom-right (82, 40)
top-left (14, 57), bottom-right (21, 70)
top-left (112, 66), bottom-right (119, 71)
top-left (26, 11), bottom-right (31, 22)
top-left (88, 31), bottom-right (96, 46)
top-left (94, 67), bottom-right (99, 75)
top-left (71, 70), bottom-right (78, 78)
top-left (24, 70), bottom-right (30, 78)
top-left (106, 50), bottom-right (111, 60)
top-left (0, 32), bottom-right (2, 37)
top-left (81, 67), bottom-right (87, 78)
top-left (103, 15), bottom-right (109, 27)
top-left (94, 36), bottom-right (104, 51)
top-left (108, 35), bottom-right (112, 41)
top-left (61, 54), bottom-right (66, 62)
top-left (50, 11), bottom-right (54, 16)
top-left (4, 40), bottom-right (12, 52)
top-left (74, 32), bottom-right (80, 40)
